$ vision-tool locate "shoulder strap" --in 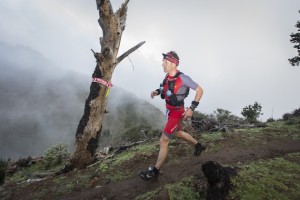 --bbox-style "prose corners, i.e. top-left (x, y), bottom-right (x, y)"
top-left (163, 71), bottom-right (182, 85)
top-left (162, 74), bottom-right (168, 86)
top-left (174, 71), bottom-right (182, 78)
